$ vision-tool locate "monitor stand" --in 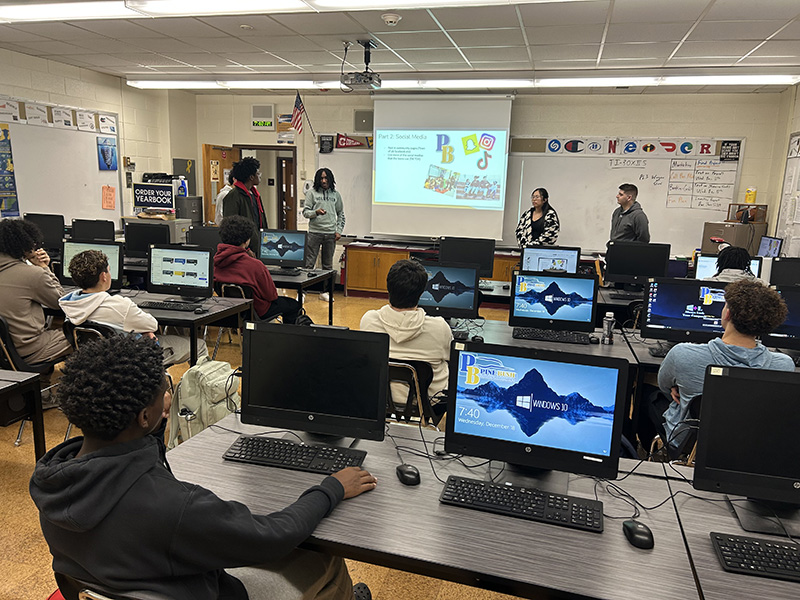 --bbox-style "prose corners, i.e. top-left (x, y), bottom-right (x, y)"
top-left (488, 463), bottom-right (570, 496)
top-left (283, 431), bottom-right (359, 450)
top-left (728, 495), bottom-right (800, 537)
top-left (164, 296), bottom-right (205, 304)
